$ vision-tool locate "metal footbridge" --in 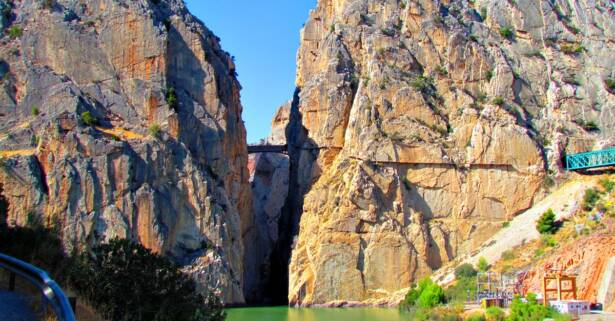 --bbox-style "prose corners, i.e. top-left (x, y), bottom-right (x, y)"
top-left (247, 144), bottom-right (288, 154)
top-left (566, 148), bottom-right (615, 171)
